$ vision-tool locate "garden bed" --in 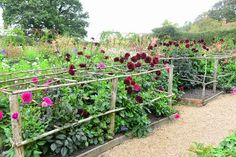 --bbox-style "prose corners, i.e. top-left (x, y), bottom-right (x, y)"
top-left (73, 114), bottom-right (176, 157)
top-left (181, 88), bottom-right (223, 106)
